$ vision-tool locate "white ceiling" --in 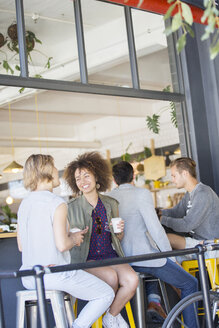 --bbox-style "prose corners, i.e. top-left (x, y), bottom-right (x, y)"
top-left (0, 0), bottom-right (179, 201)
